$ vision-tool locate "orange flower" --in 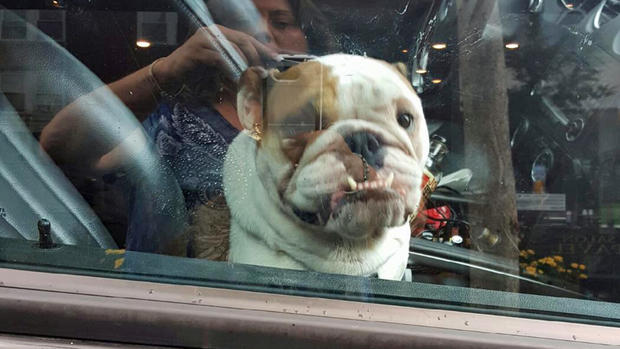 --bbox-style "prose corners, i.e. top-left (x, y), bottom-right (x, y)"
top-left (570, 263), bottom-right (579, 269)
top-left (579, 264), bottom-right (586, 270)
top-left (527, 249), bottom-right (535, 255)
top-left (579, 273), bottom-right (588, 279)
top-left (553, 256), bottom-right (563, 262)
